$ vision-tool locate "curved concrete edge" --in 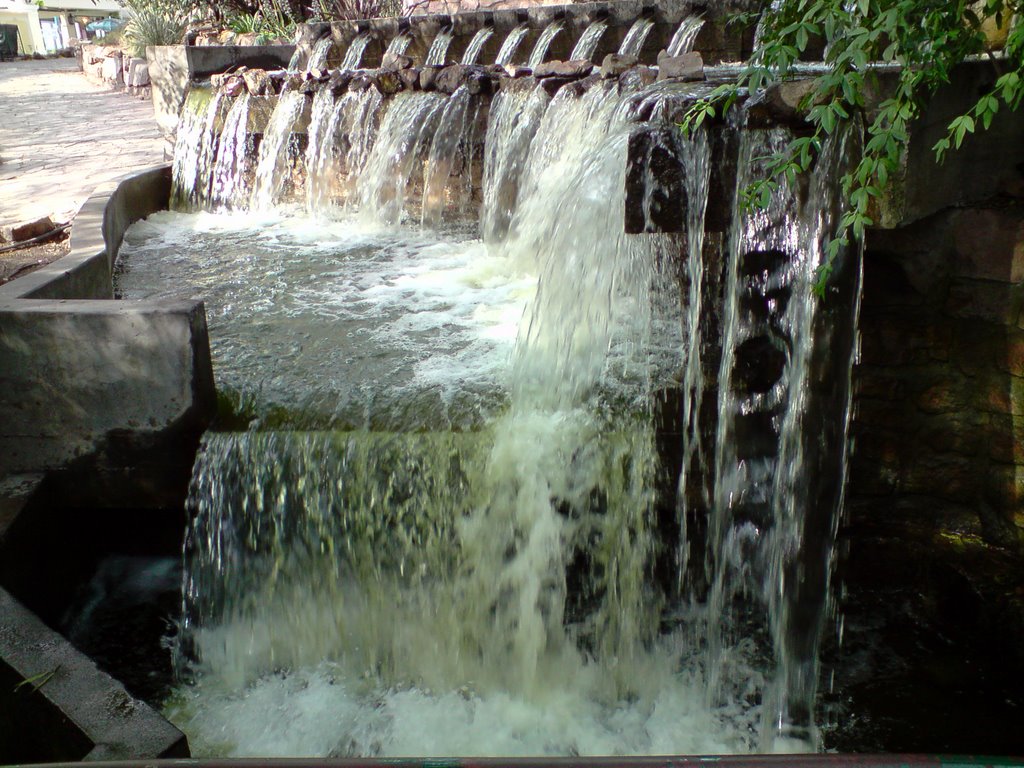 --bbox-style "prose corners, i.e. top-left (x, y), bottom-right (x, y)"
top-left (0, 164), bottom-right (172, 302)
top-left (0, 165), bottom-right (216, 483)
top-left (0, 585), bottom-right (189, 762)
top-left (0, 167), bottom-right (206, 760)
